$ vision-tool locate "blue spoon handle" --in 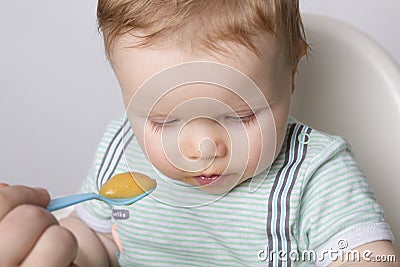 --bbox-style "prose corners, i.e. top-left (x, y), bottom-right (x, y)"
top-left (47, 193), bottom-right (99, 212)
